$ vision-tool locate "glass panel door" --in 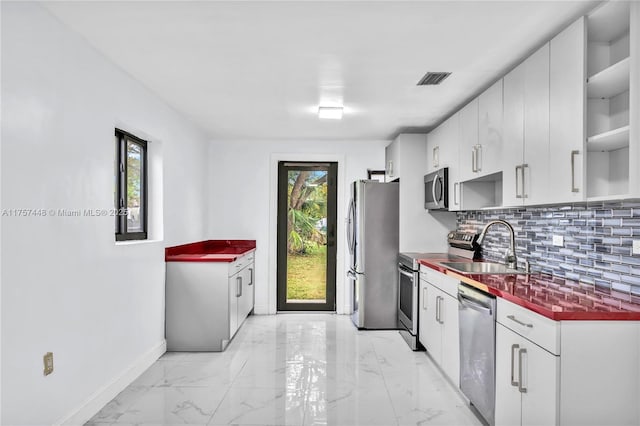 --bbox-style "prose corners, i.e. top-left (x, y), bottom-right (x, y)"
top-left (277, 162), bottom-right (337, 311)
